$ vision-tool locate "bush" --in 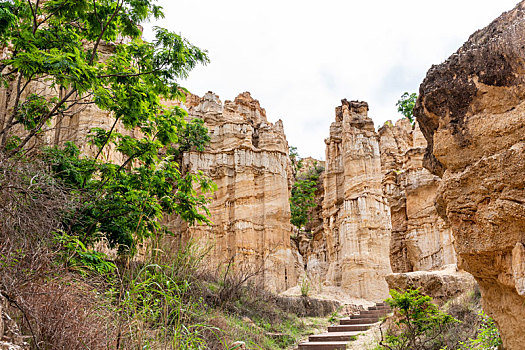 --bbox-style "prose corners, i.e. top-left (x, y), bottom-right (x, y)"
top-left (378, 288), bottom-right (503, 350)
top-left (379, 289), bottom-right (459, 350)
top-left (458, 312), bottom-right (502, 350)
